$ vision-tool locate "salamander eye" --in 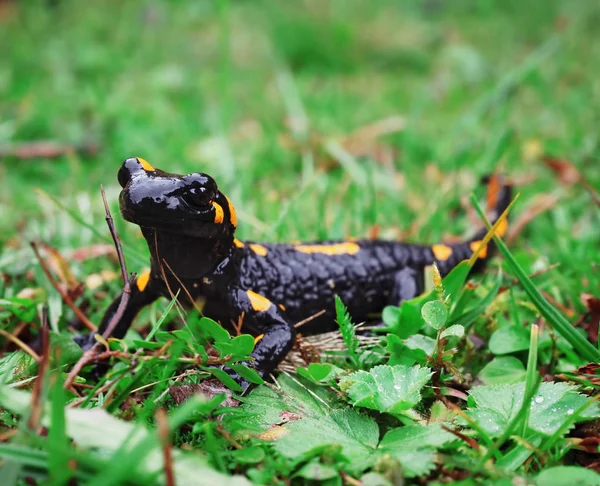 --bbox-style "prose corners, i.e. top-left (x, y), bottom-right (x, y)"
top-left (182, 186), bottom-right (214, 209)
